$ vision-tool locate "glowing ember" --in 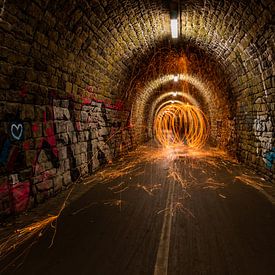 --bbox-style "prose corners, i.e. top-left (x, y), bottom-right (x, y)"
top-left (0, 215), bottom-right (58, 272)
